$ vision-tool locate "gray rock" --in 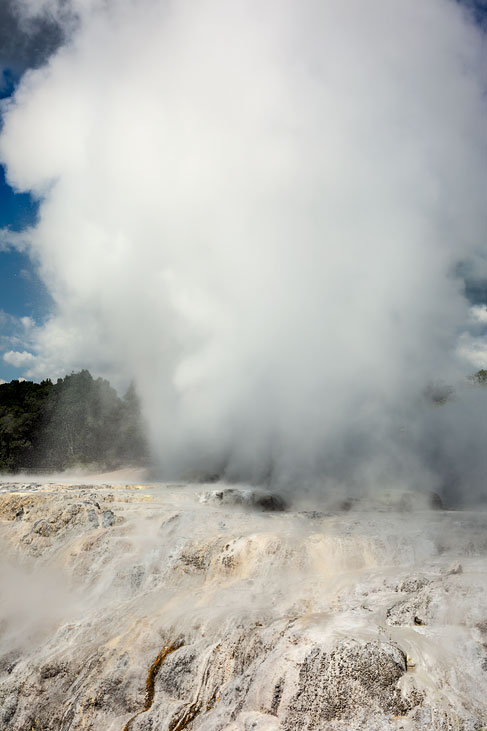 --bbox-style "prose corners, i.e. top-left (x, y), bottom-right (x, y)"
top-left (87, 508), bottom-right (99, 527)
top-left (283, 640), bottom-right (411, 729)
top-left (198, 487), bottom-right (287, 512)
top-left (102, 509), bottom-right (115, 527)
